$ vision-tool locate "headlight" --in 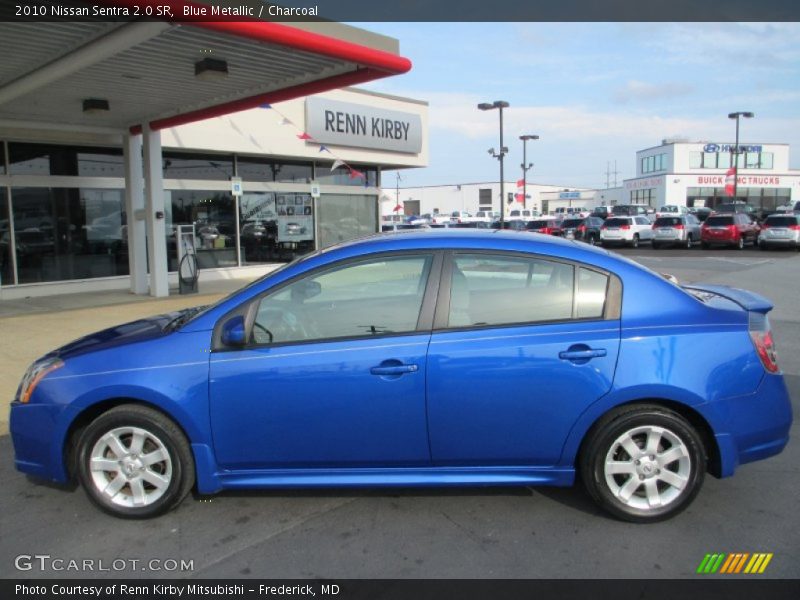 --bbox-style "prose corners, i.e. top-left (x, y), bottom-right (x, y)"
top-left (17, 358), bottom-right (64, 404)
